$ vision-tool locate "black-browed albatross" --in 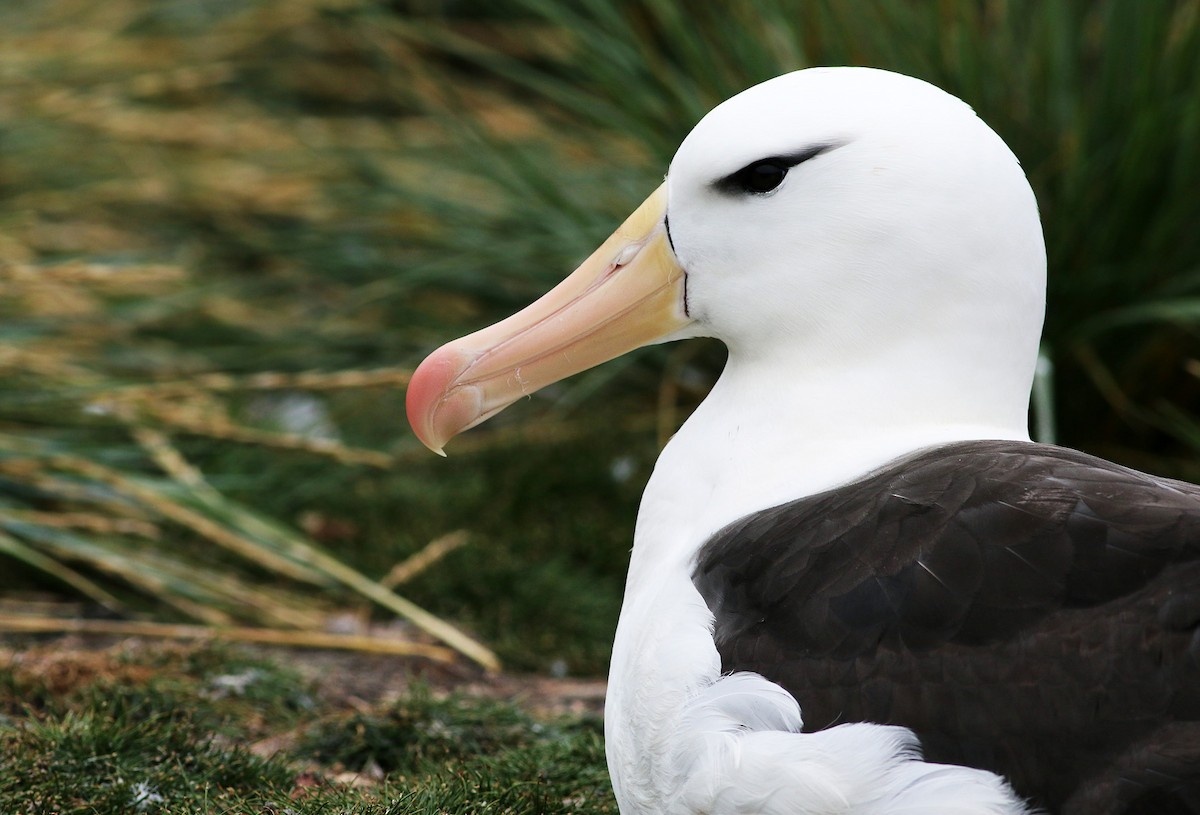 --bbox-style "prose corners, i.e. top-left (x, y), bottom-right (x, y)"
top-left (406, 67), bottom-right (1200, 815)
